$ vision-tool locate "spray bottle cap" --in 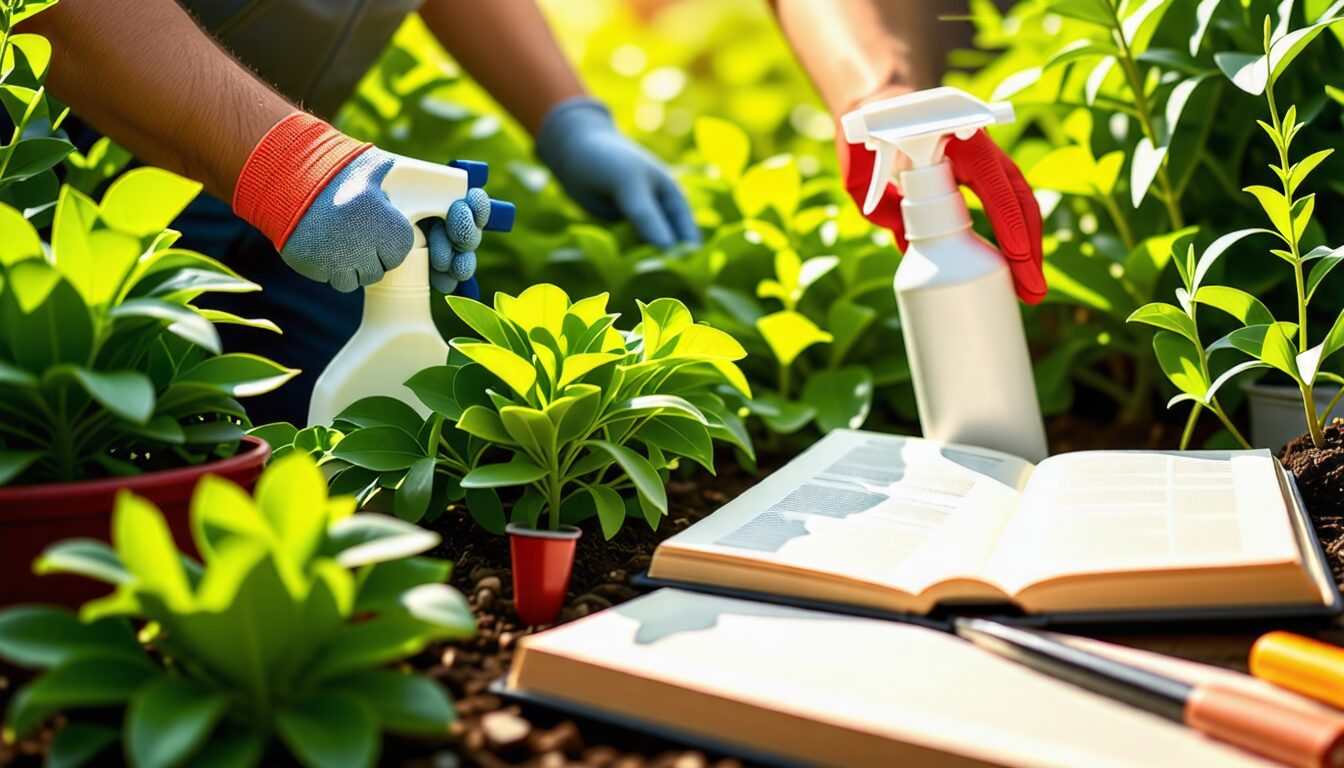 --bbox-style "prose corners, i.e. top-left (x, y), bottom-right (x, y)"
top-left (841, 87), bottom-right (1015, 215)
